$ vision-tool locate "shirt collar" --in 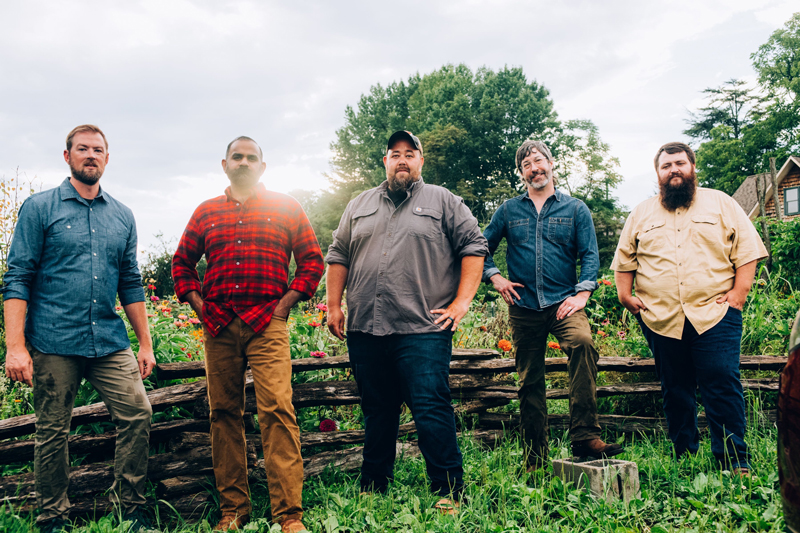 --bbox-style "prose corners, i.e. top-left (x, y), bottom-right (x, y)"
top-left (224, 182), bottom-right (267, 203)
top-left (520, 187), bottom-right (563, 204)
top-left (59, 177), bottom-right (106, 203)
